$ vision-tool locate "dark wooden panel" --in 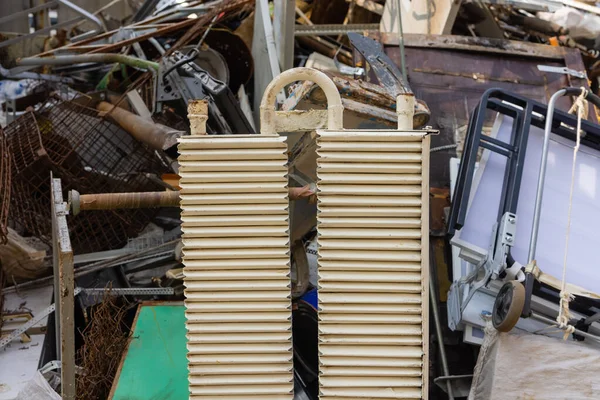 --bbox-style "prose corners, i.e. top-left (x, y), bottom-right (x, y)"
top-left (361, 34), bottom-right (594, 186)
